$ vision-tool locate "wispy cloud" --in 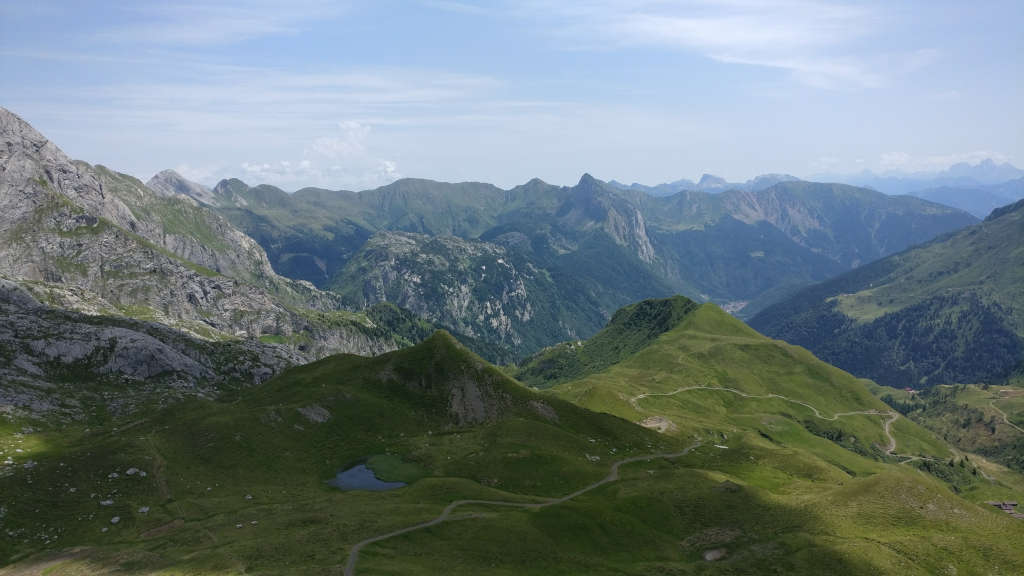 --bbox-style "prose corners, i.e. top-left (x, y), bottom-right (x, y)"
top-left (65, 65), bottom-right (502, 129)
top-left (12, 60), bottom-right (533, 189)
top-left (94, 0), bottom-right (344, 46)
top-left (515, 0), bottom-right (894, 89)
